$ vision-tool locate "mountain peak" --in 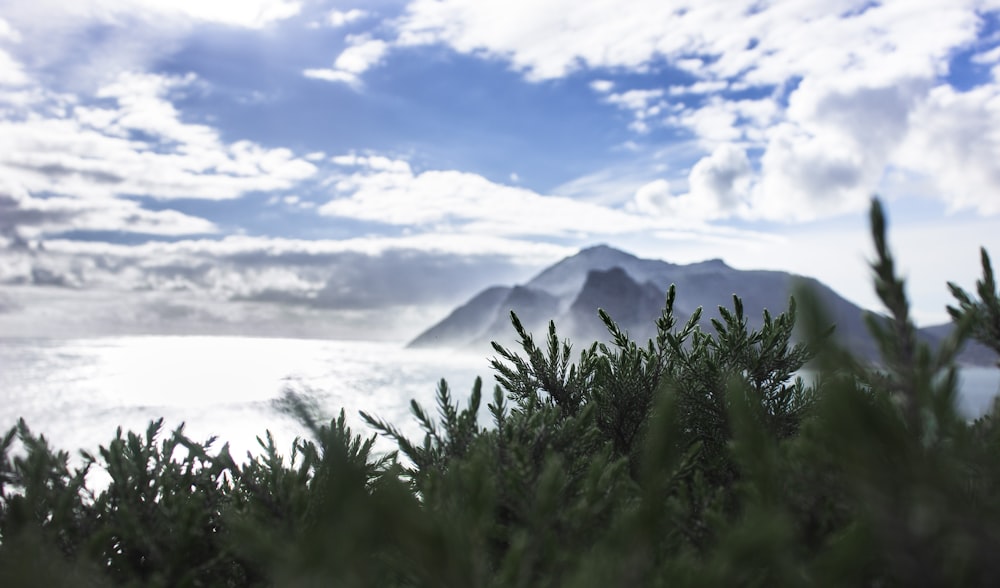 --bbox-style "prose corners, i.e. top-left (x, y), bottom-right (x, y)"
top-left (526, 244), bottom-right (645, 298)
top-left (690, 258), bottom-right (729, 270)
top-left (578, 243), bottom-right (625, 254)
top-left (560, 266), bottom-right (666, 343)
top-left (407, 246), bottom-right (993, 365)
top-left (573, 244), bottom-right (639, 261)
